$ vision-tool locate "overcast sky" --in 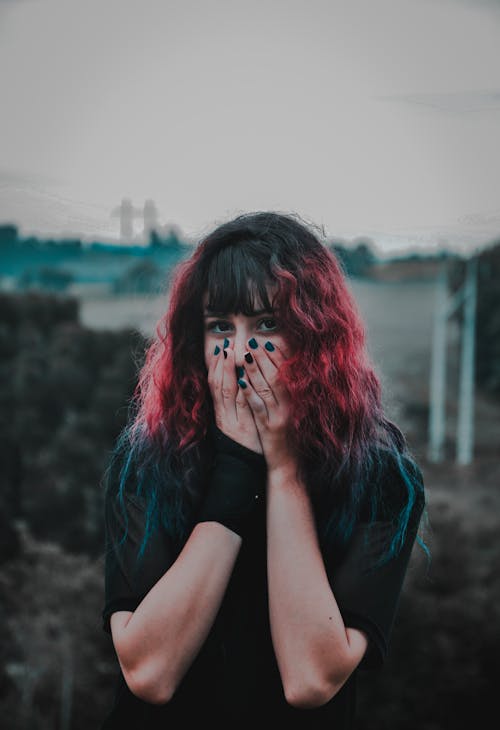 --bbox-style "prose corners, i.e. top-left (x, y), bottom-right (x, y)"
top-left (1, 0), bottom-right (499, 256)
